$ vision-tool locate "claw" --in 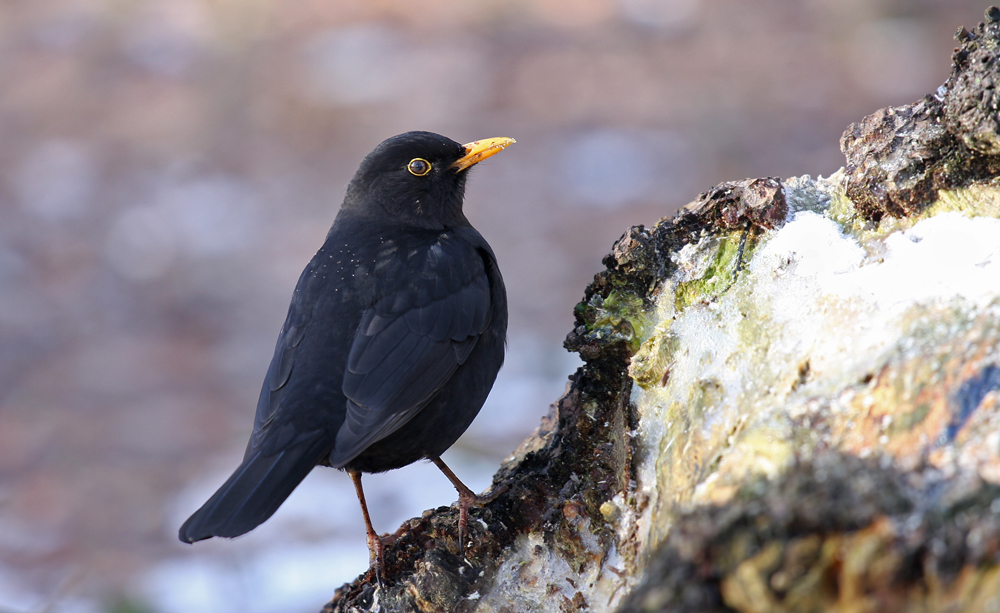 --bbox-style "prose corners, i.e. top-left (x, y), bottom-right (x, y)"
top-left (431, 457), bottom-right (508, 554)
